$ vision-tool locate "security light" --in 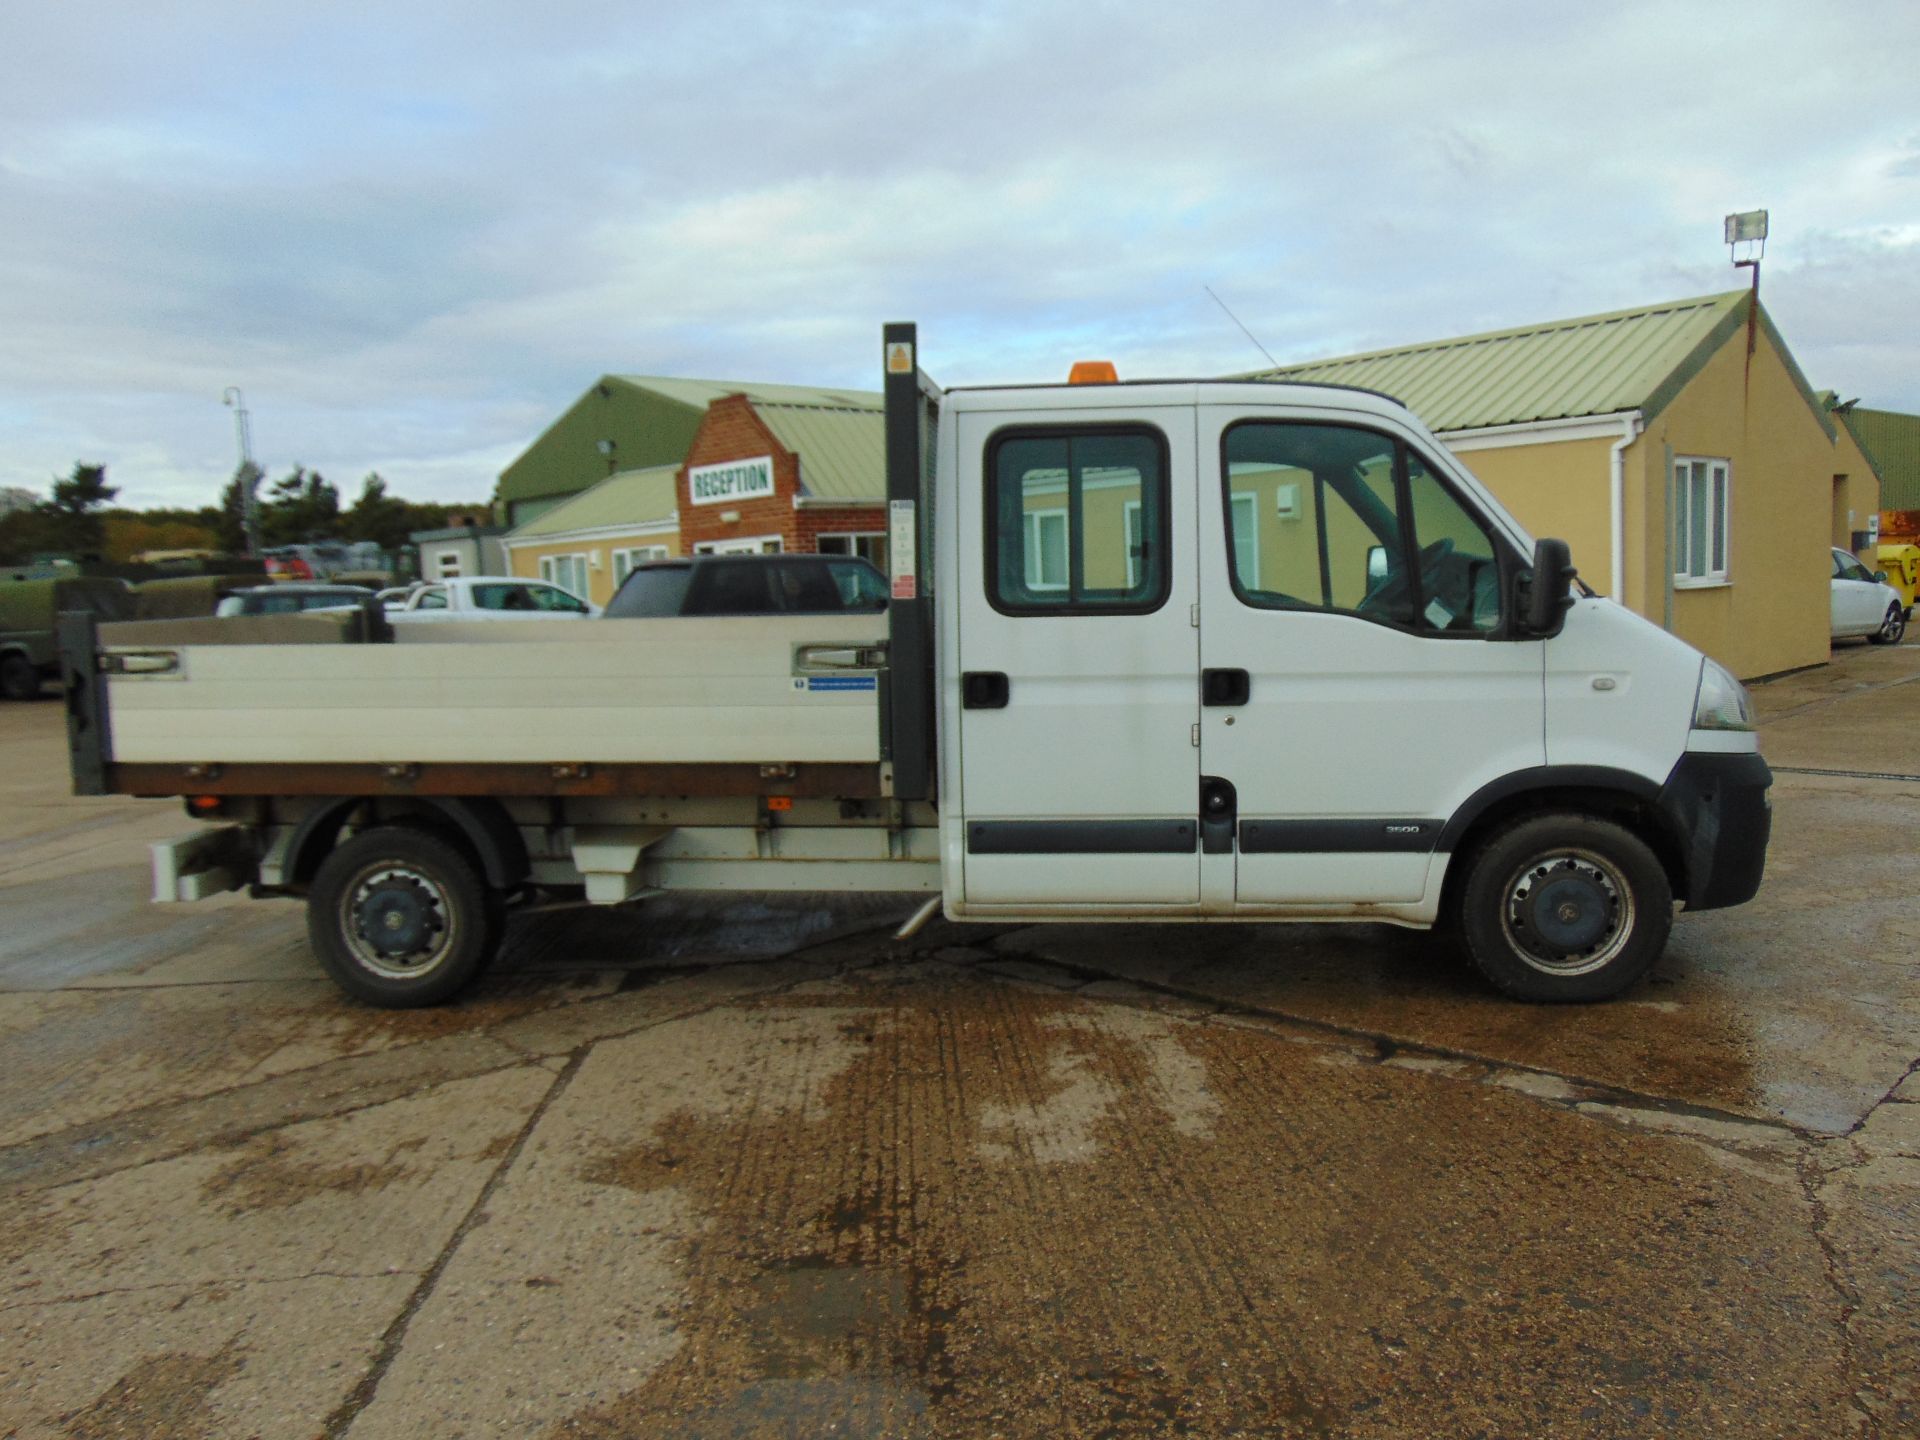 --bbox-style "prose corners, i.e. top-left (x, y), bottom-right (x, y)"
top-left (1723, 210), bottom-right (1768, 245)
